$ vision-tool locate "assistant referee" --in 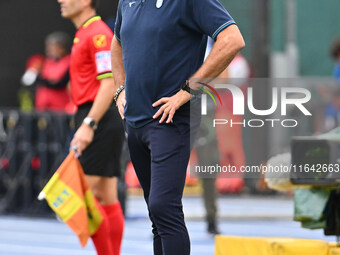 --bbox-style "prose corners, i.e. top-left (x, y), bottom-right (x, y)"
top-left (57, 0), bottom-right (124, 254)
